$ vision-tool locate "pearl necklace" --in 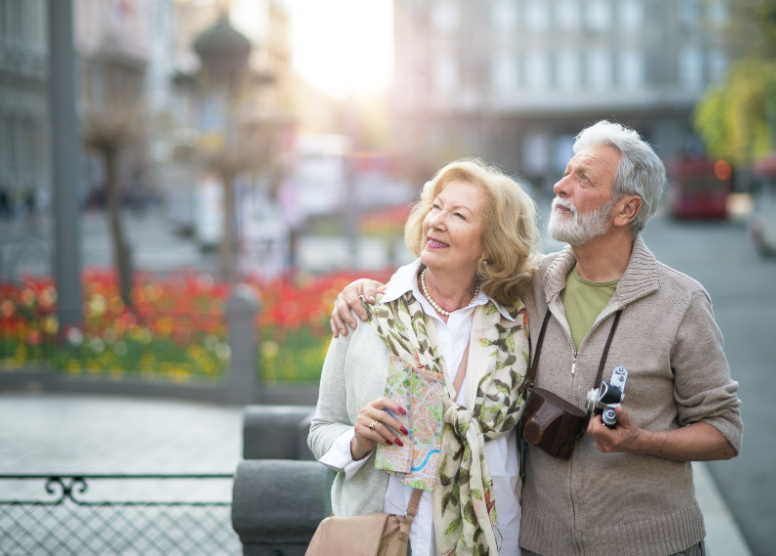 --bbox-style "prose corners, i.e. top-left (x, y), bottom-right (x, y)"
top-left (420, 268), bottom-right (480, 317)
